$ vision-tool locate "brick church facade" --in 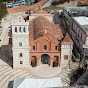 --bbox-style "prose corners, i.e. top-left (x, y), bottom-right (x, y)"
top-left (9, 7), bottom-right (73, 68)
